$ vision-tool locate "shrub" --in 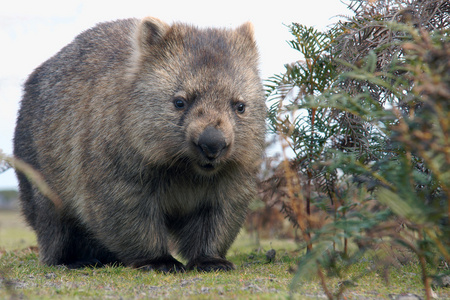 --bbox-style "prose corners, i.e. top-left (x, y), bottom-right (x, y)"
top-left (264, 0), bottom-right (449, 298)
